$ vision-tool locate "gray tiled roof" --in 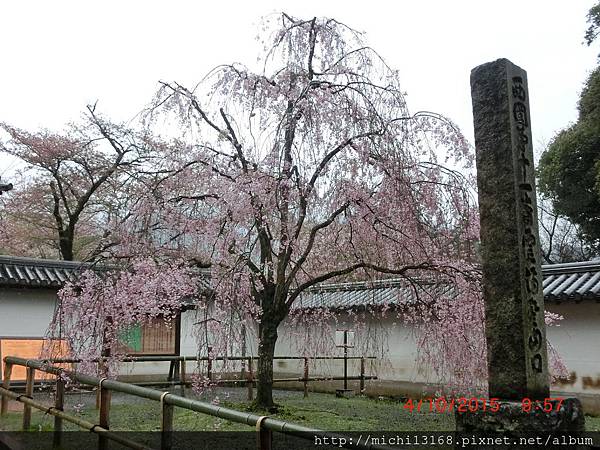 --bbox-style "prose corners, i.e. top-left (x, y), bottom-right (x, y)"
top-left (295, 278), bottom-right (454, 310)
top-left (296, 260), bottom-right (600, 310)
top-left (3, 254), bottom-right (598, 305)
top-left (542, 260), bottom-right (600, 302)
top-left (0, 255), bottom-right (211, 292)
top-left (0, 255), bottom-right (91, 288)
